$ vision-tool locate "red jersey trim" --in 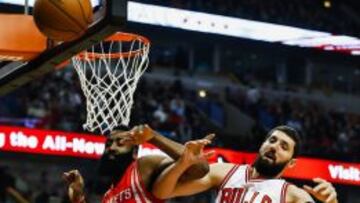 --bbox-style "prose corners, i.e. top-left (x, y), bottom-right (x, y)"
top-left (134, 161), bottom-right (163, 203)
top-left (245, 165), bottom-right (250, 183)
top-left (133, 168), bottom-right (148, 203)
top-left (219, 164), bottom-right (239, 189)
top-left (280, 182), bottom-right (290, 203)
